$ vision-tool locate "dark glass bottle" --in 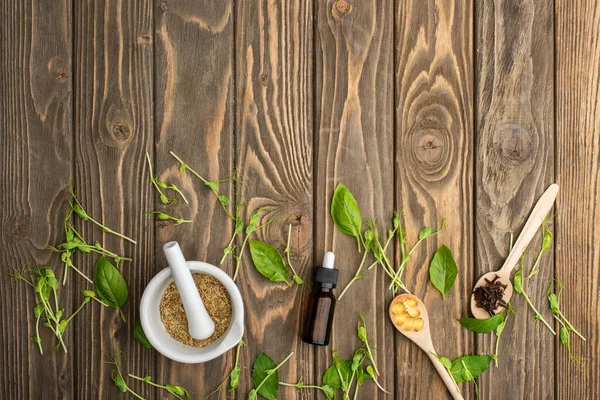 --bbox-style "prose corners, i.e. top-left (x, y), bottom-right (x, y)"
top-left (301, 252), bottom-right (337, 346)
